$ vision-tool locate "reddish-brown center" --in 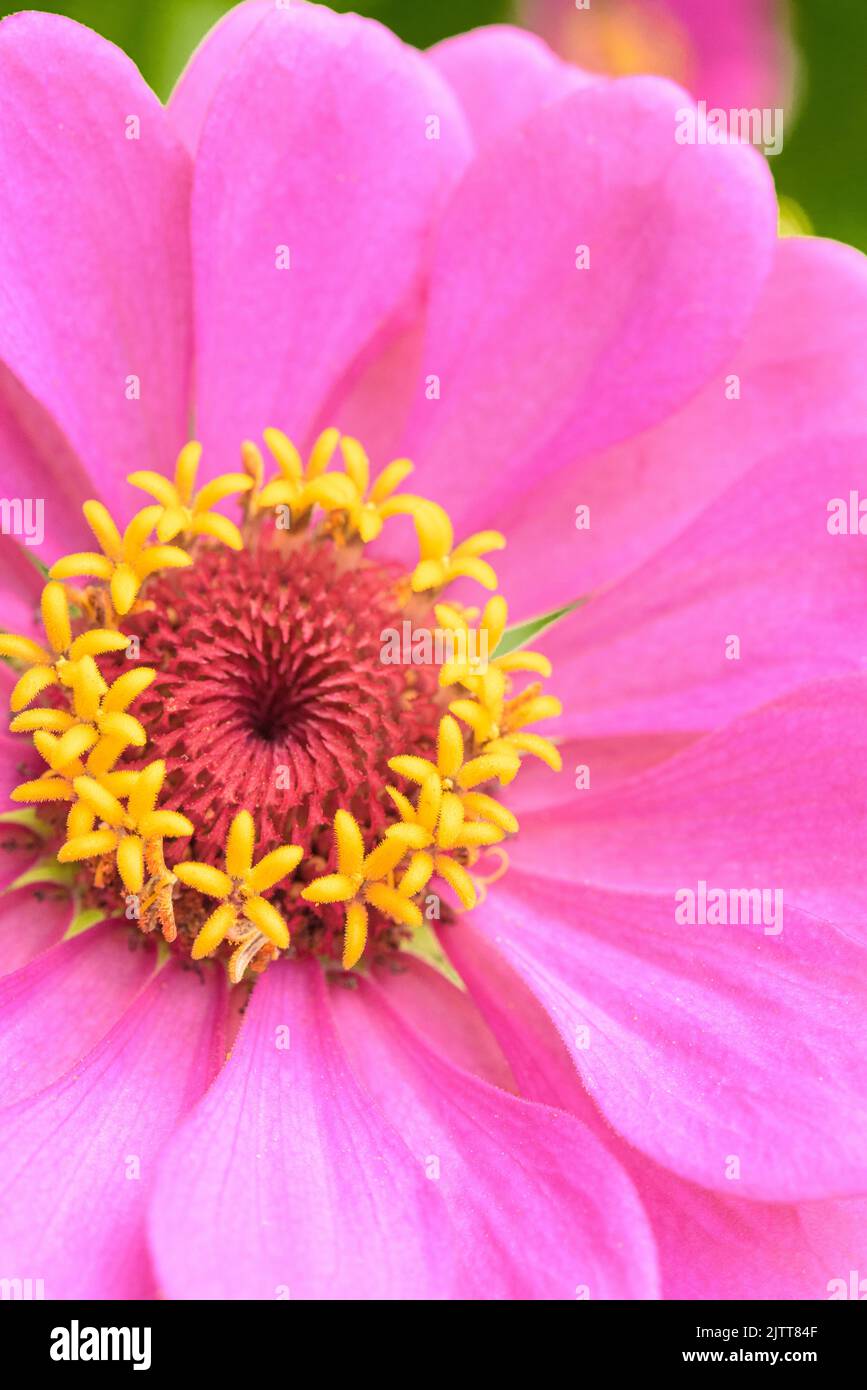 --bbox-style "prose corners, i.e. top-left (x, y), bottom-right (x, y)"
top-left (97, 526), bottom-right (444, 959)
